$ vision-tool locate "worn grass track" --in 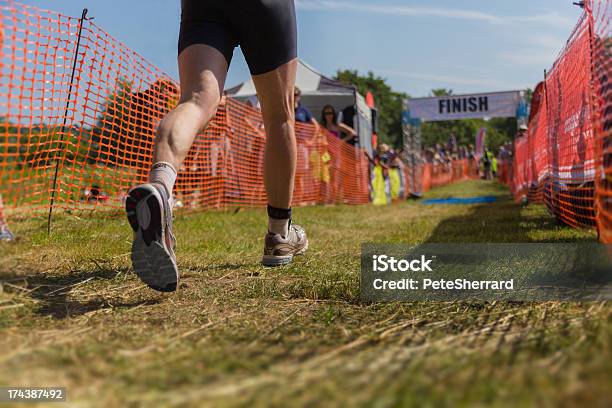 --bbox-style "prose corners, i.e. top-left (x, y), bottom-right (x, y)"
top-left (0, 180), bottom-right (609, 407)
